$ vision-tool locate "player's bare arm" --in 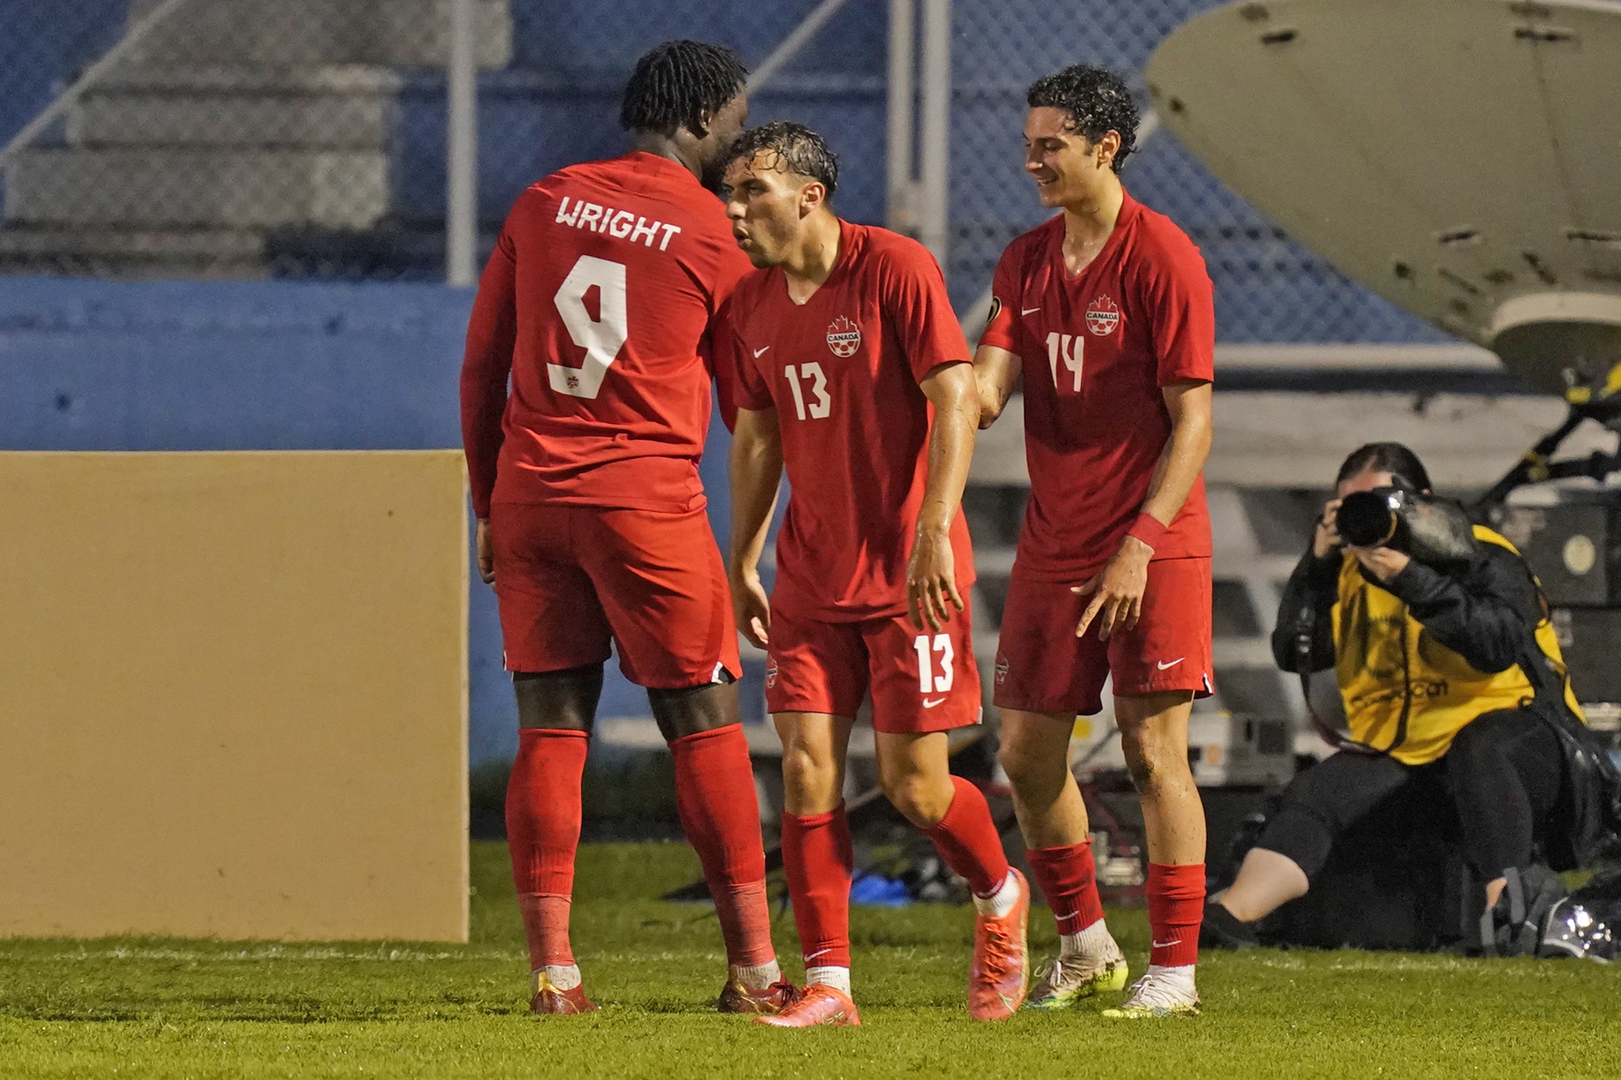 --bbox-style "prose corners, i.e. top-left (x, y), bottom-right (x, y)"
top-left (908, 361), bottom-right (978, 632)
top-left (972, 343), bottom-right (1021, 429)
top-left (729, 405), bottom-right (784, 648)
top-left (459, 224), bottom-right (517, 589)
top-left (475, 519), bottom-right (495, 584)
top-left (1074, 378), bottom-right (1212, 640)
